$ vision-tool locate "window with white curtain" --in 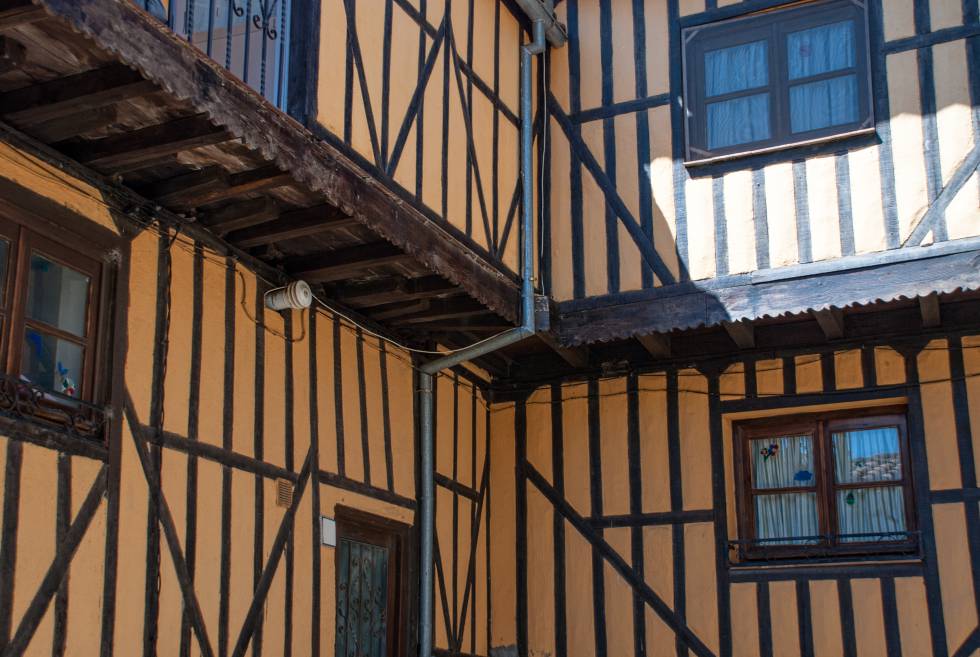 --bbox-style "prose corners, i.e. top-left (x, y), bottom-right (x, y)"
top-left (734, 408), bottom-right (916, 560)
top-left (682, 0), bottom-right (874, 163)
